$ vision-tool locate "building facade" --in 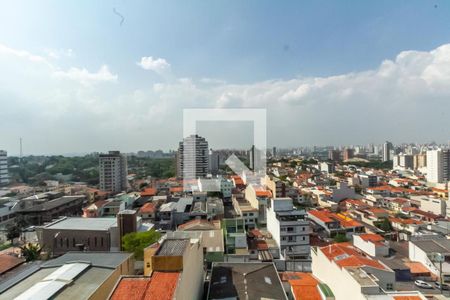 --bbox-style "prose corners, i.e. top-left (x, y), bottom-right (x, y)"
top-left (0, 150), bottom-right (9, 185)
top-left (177, 134), bottom-right (209, 179)
top-left (267, 197), bottom-right (310, 260)
top-left (427, 149), bottom-right (450, 184)
top-left (99, 151), bottom-right (128, 193)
